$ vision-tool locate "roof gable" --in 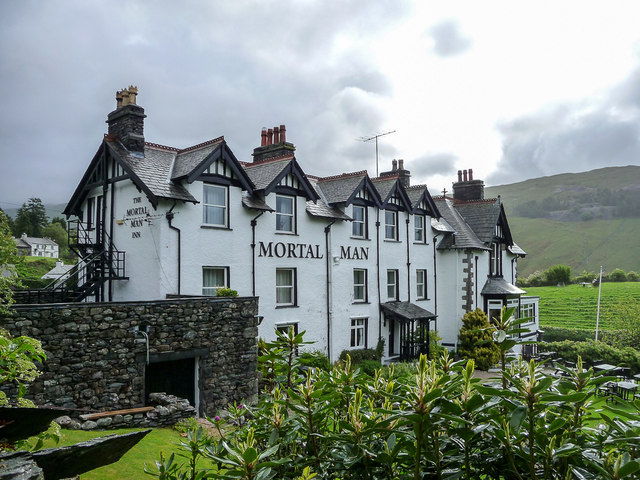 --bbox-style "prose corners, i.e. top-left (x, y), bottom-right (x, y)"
top-left (243, 156), bottom-right (319, 201)
top-left (405, 185), bottom-right (441, 218)
top-left (373, 177), bottom-right (412, 211)
top-left (455, 200), bottom-right (513, 245)
top-left (316, 171), bottom-right (382, 207)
